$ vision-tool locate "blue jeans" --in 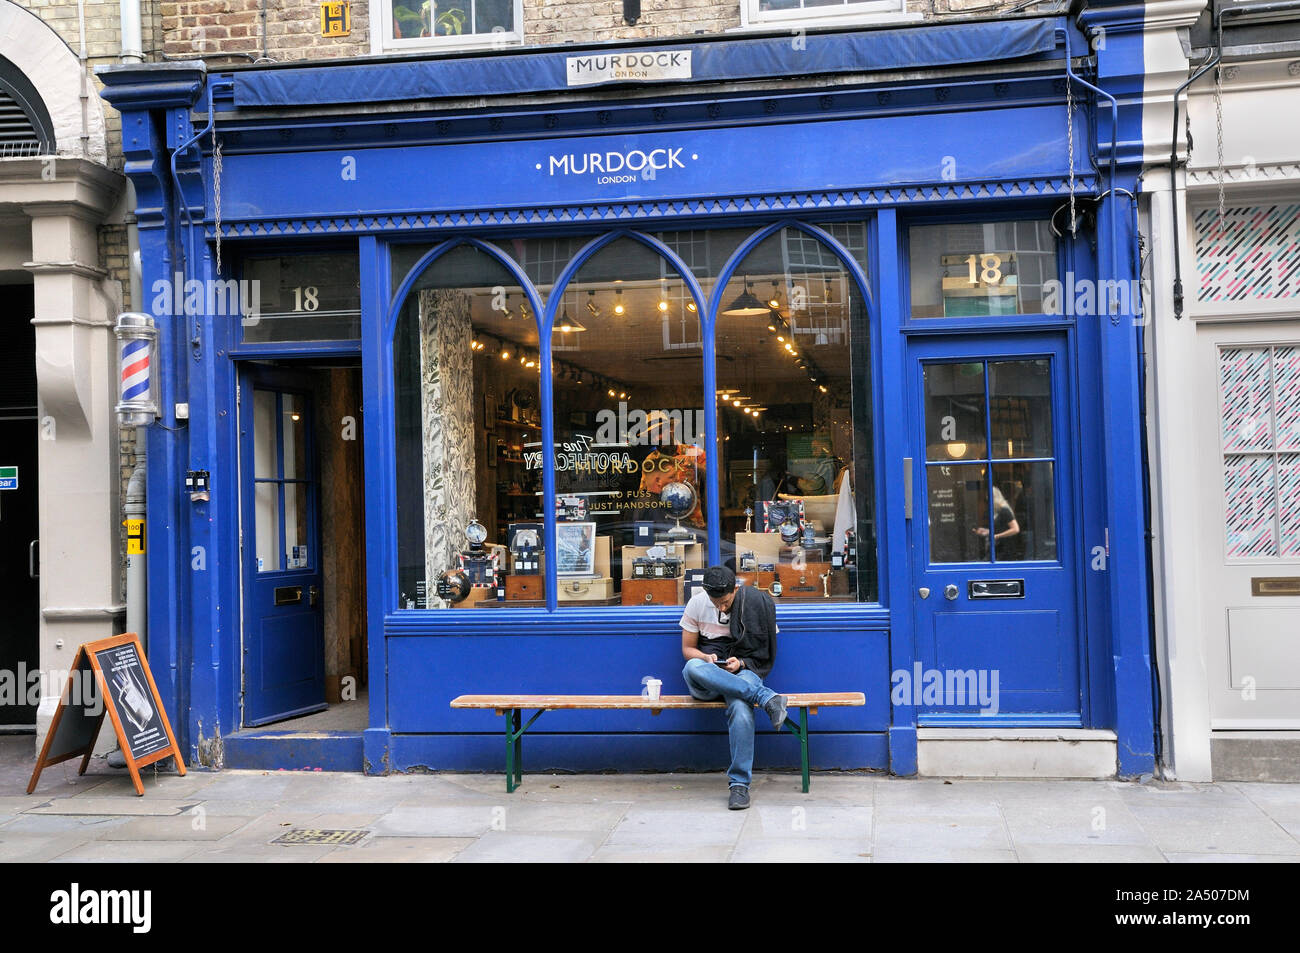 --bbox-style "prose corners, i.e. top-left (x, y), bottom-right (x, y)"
top-left (682, 658), bottom-right (777, 788)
